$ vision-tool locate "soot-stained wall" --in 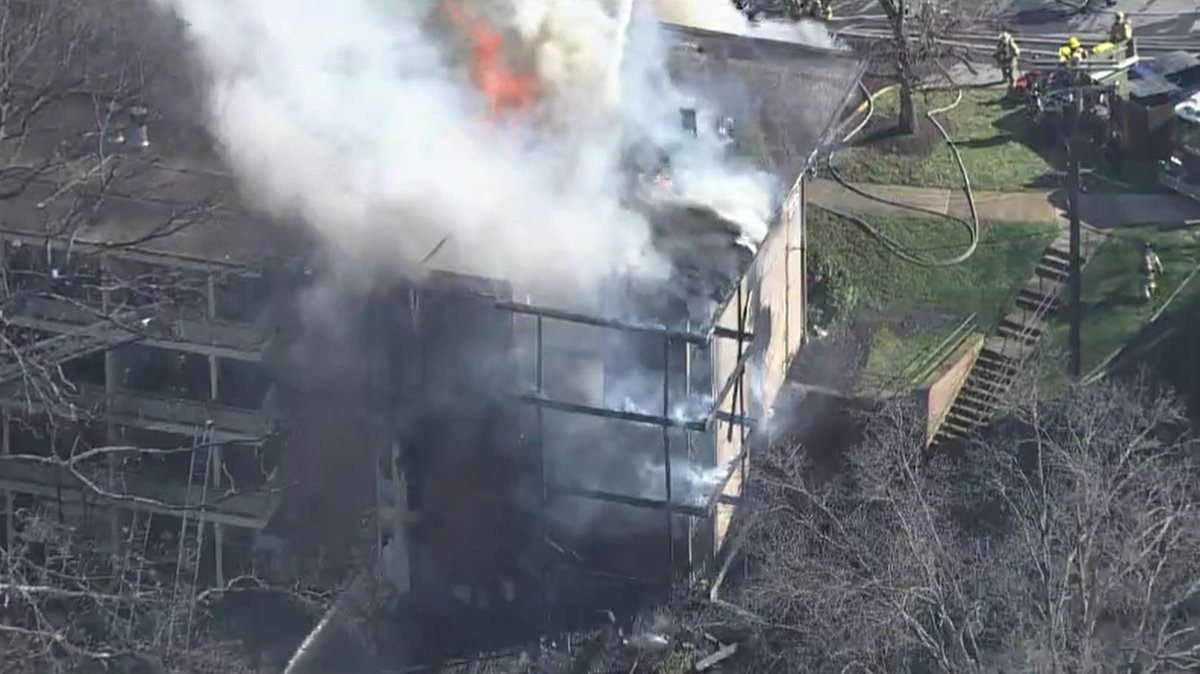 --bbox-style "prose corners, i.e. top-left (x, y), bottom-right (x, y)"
top-left (274, 251), bottom-right (792, 595)
top-left (401, 277), bottom-right (531, 599)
